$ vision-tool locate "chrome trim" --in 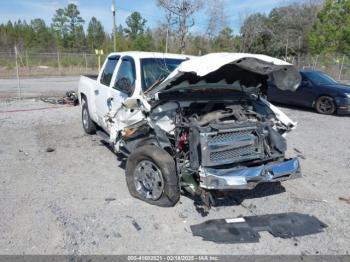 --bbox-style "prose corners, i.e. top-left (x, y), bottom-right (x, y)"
top-left (199, 158), bottom-right (301, 190)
